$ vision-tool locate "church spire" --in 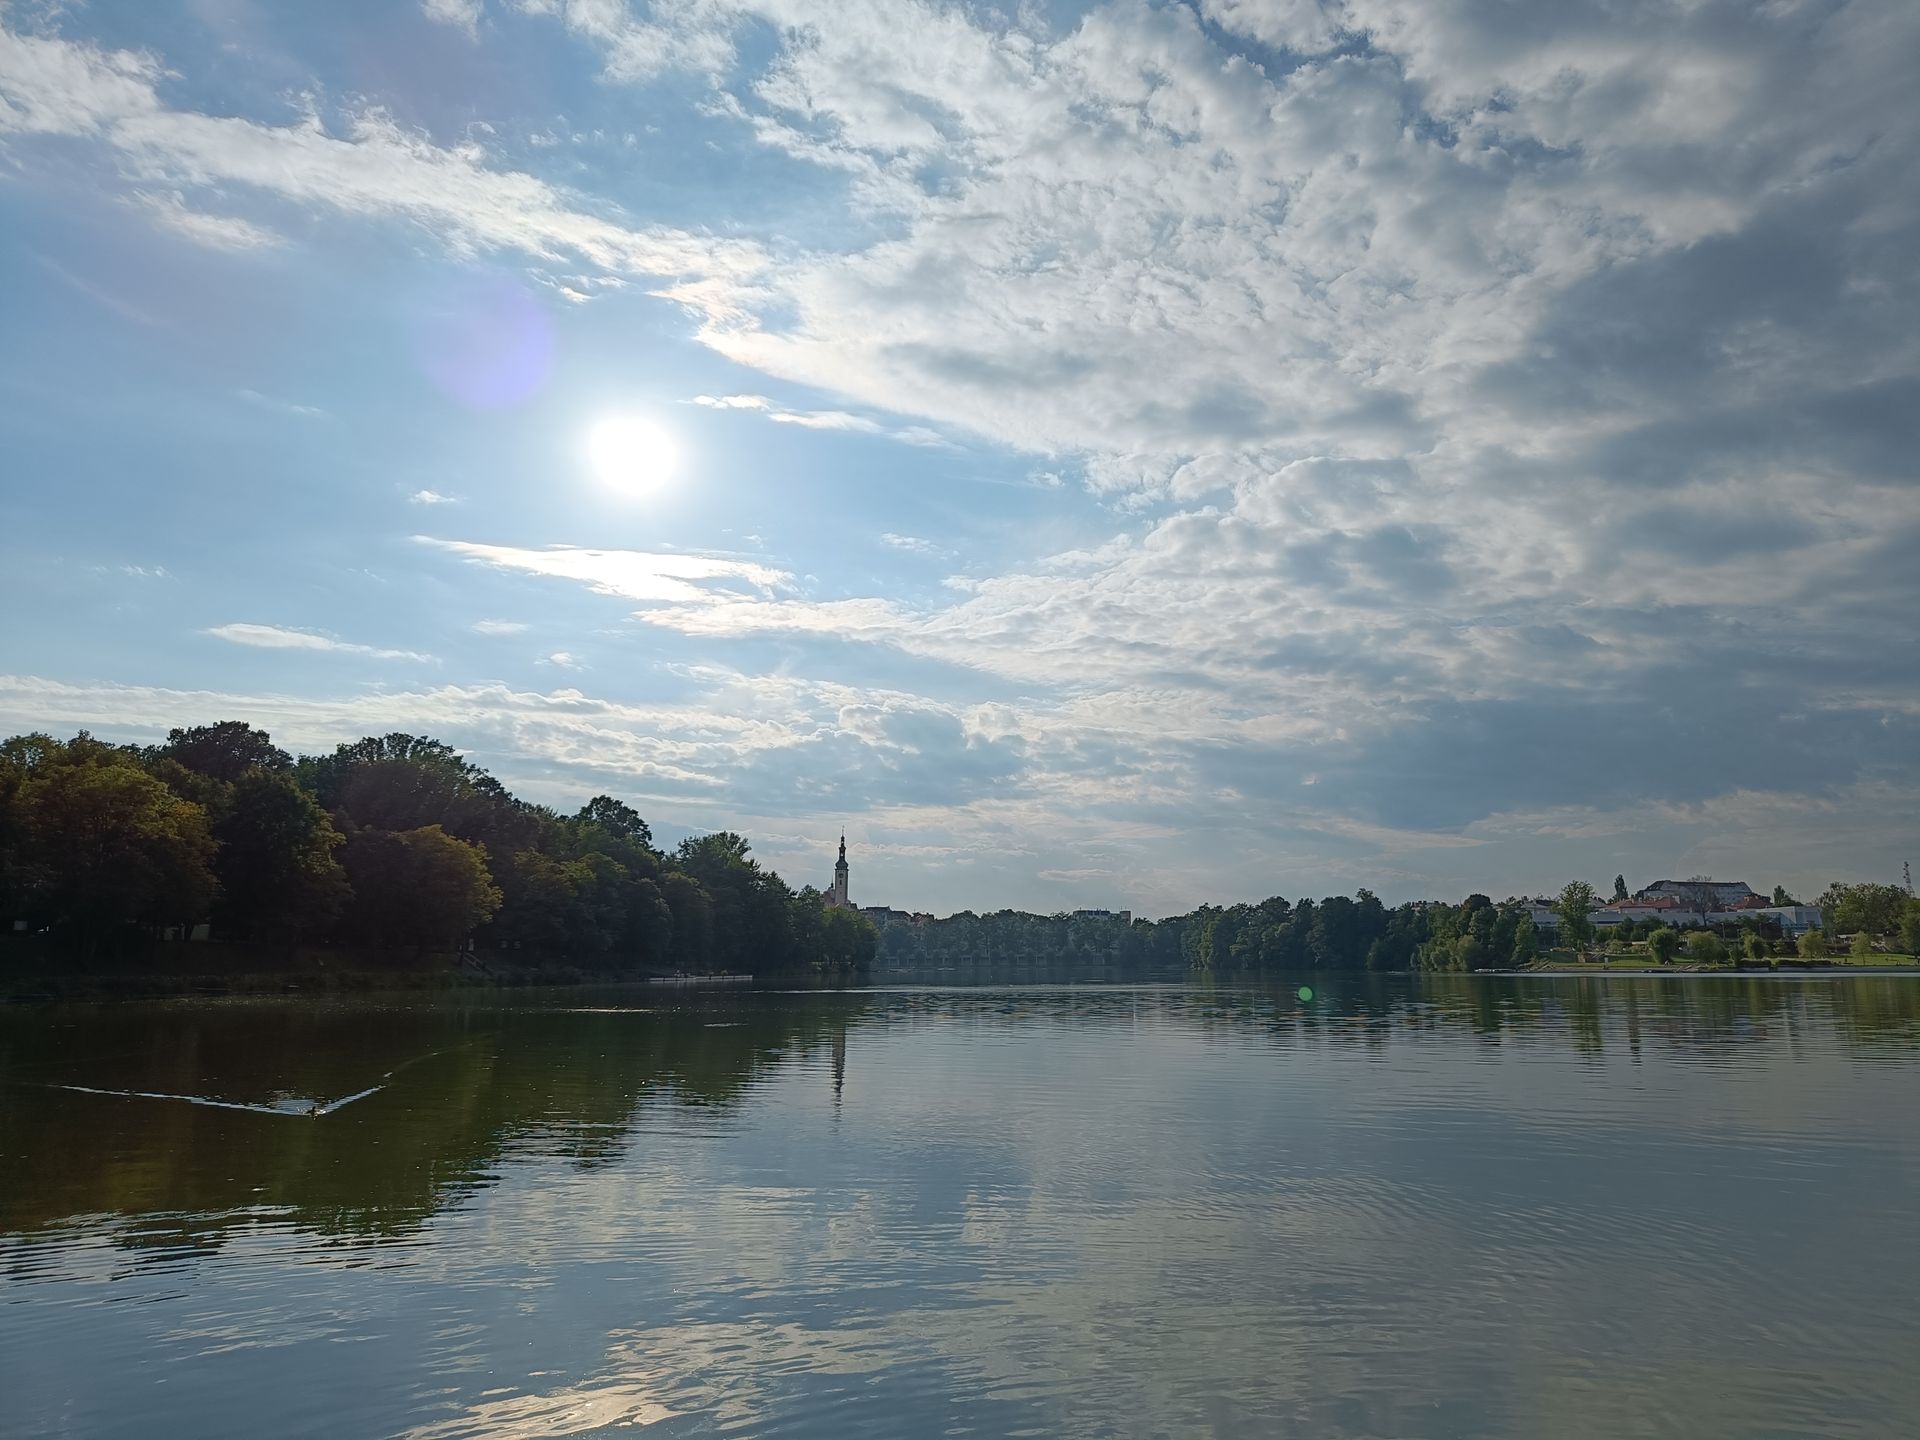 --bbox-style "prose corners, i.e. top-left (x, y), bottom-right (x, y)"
top-left (829, 829), bottom-right (850, 908)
